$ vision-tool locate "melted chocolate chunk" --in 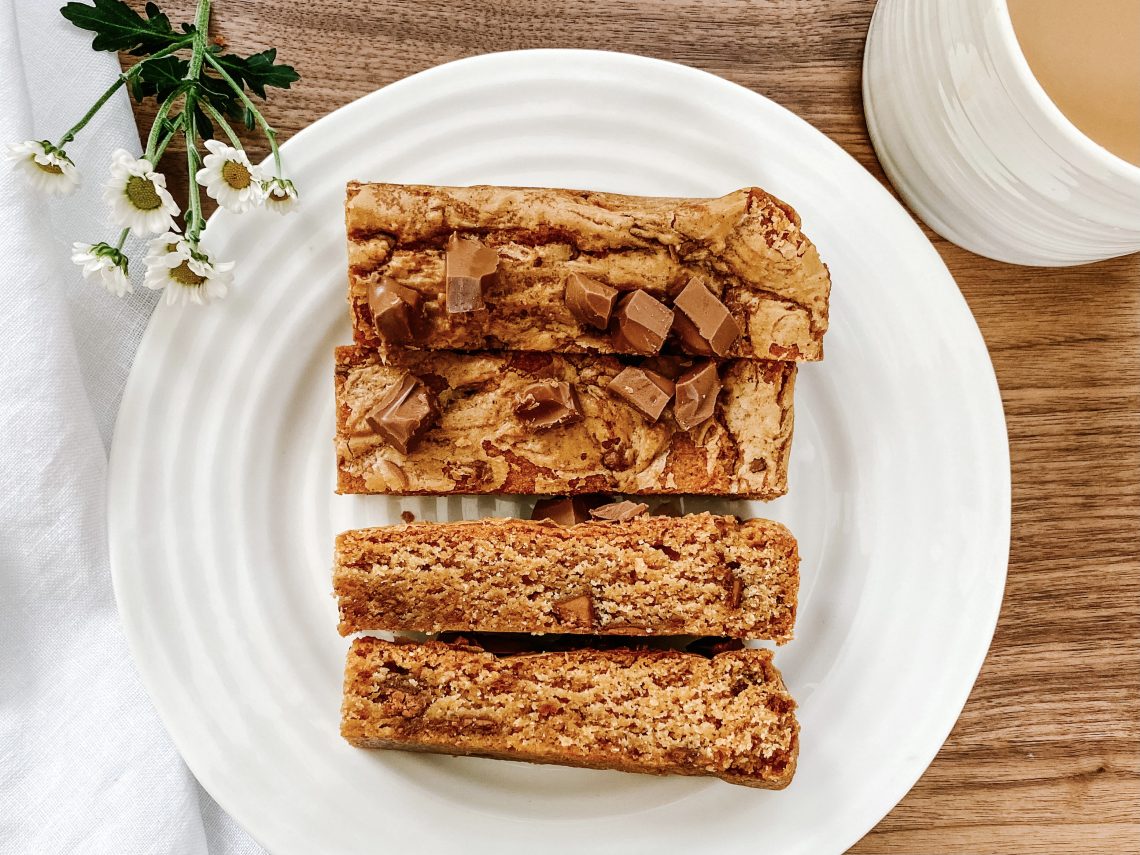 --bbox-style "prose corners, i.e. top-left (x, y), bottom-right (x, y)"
top-left (608, 366), bottom-right (675, 421)
top-left (673, 361), bottom-right (722, 431)
top-left (368, 279), bottom-right (423, 343)
top-left (514, 380), bottom-right (582, 430)
top-left (613, 290), bottom-right (673, 354)
top-left (672, 278), bottom-right (741, 356)
top-left (363, 373), bottom-right (439, 454)
top-left (589, 500), bottom-right (650, 521)
top-left (564, 272), bottom-right (618, 330)
top-left (531, 496), bottom-right (607, 526)
top-left (444, 234), bottom-right (498, 313)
